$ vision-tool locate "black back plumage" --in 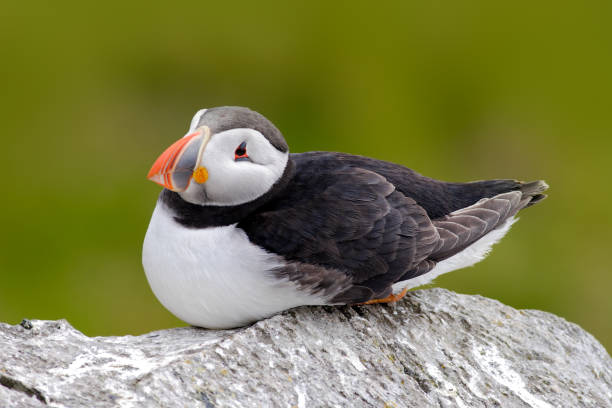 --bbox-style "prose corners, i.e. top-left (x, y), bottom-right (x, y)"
top-left (291, 152), bottom-right (534, 219)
